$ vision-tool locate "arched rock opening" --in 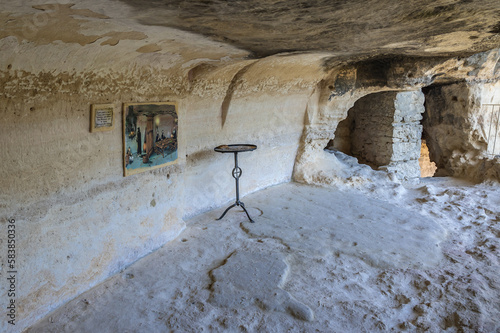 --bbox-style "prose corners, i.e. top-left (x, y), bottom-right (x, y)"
top-left (327, 90), bottom-right (426, 179)
top-left (421, 82), bottom-right (498, 178)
